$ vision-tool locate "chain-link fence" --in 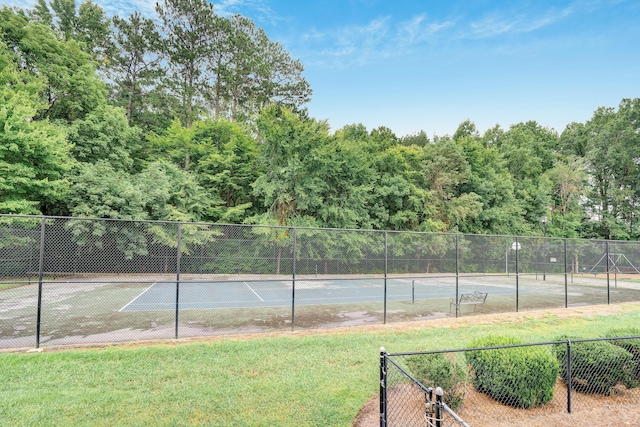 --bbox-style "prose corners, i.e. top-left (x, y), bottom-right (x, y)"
top-left (381, 347), bottom-right (469, 426)
top-left (2, 214), bottom-right (640, 349)
top-left (383, 336), bottom-right (640, 426)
